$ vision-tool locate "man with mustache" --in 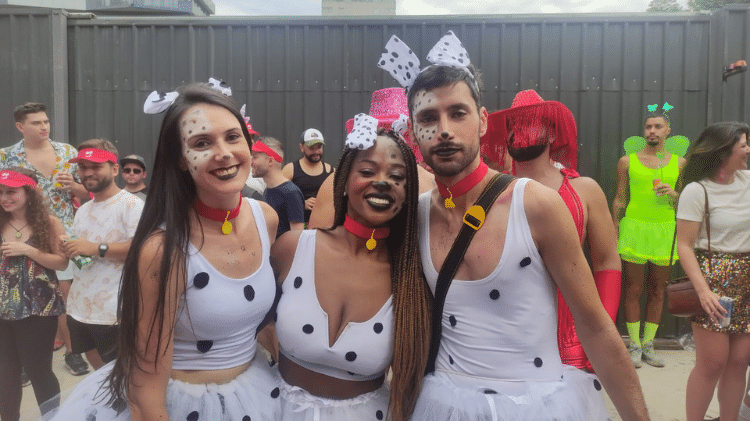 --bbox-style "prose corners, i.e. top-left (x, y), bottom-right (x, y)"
top-left (282, 128), bottom-right (334, 224)
top-left (484, 89), bottom-right (622, 374)
top-left (613, 110), bottom-right (686, 369)
top-left (397, 46), bottom-right (648, 420)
